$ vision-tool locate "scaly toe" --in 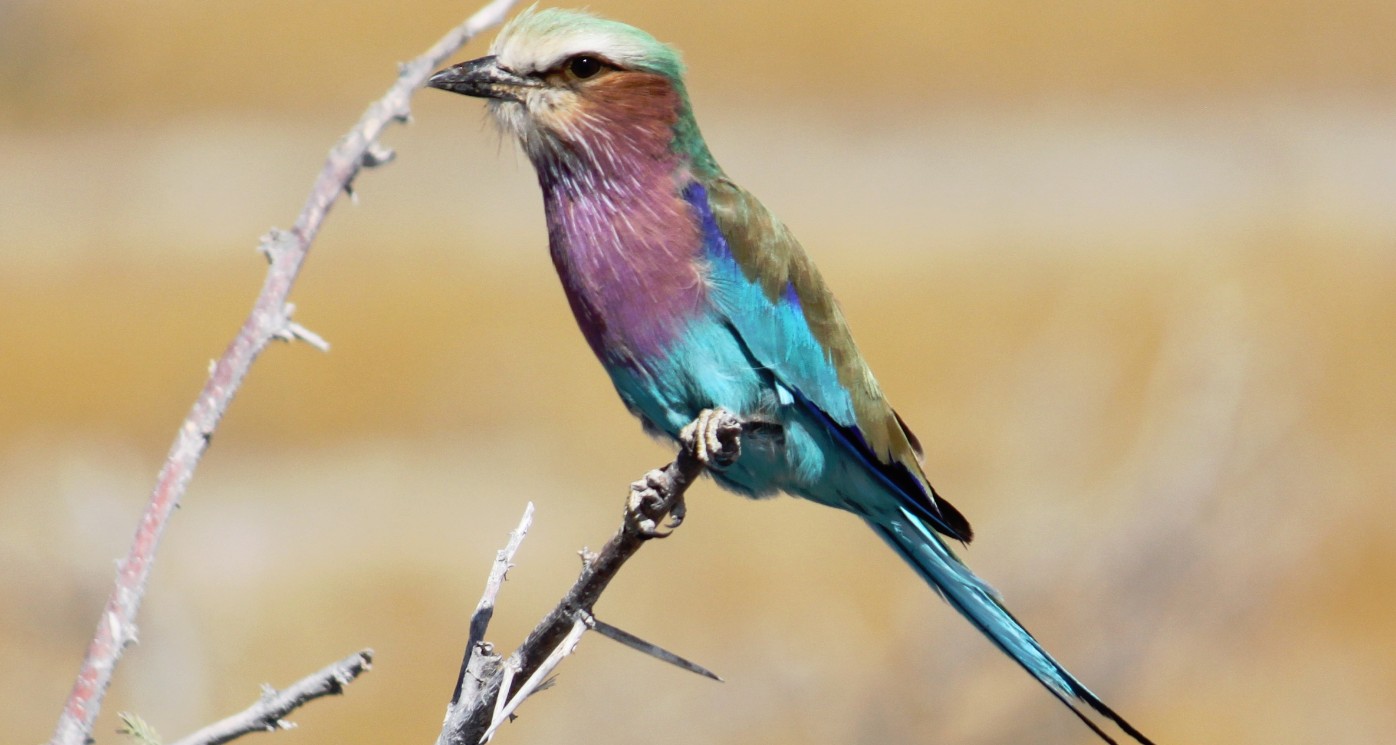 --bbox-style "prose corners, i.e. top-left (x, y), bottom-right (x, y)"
top-left (627, 468), bottom-right (677, 538)
top-left (682, 408), bottom-right (743, 469)
top-left (706, 410), bottom-right (742, 468)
